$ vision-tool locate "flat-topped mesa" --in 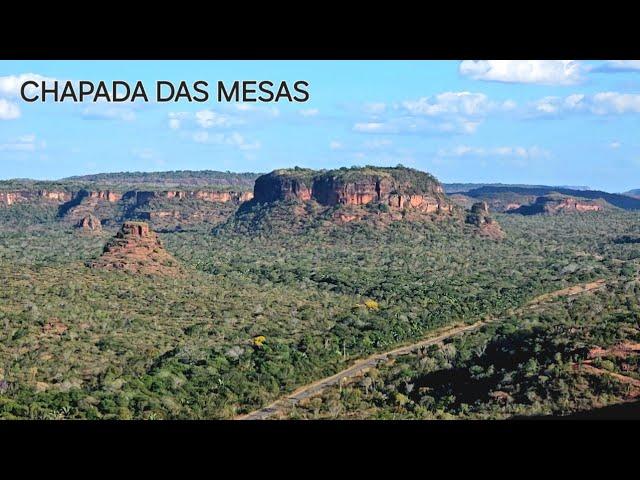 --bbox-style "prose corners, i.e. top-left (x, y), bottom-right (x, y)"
top-left (89, 221), bottom-right (182, 275)
top-left (76, 214), bottom-right (102, 233)
top-left (133, 190), bottom-right (253, 206)
top-left (252, 166), bottom-right (453, 213)
top-left (0, 190), bottom-right (72, 206)
top-left (511, 194), bottom-right (604, 215)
